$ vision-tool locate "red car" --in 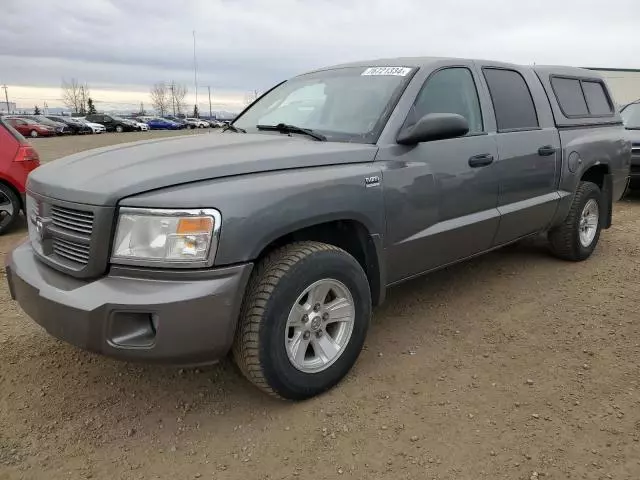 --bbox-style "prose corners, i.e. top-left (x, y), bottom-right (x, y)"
top-left (0, 118), bottom-right (41, 234)
top-left (6, 117), bottom-right (56, 138)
